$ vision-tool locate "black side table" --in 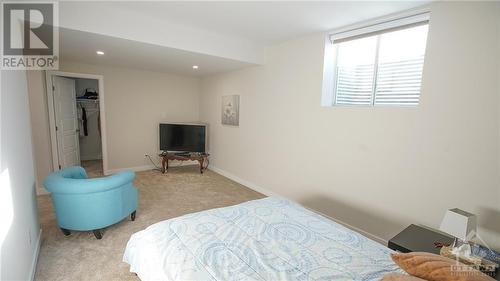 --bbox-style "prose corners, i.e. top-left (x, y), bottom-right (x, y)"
top-left (388, 224), bottom-right (453, 254)
top-left (389, 224), bottom-right (499, 280)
